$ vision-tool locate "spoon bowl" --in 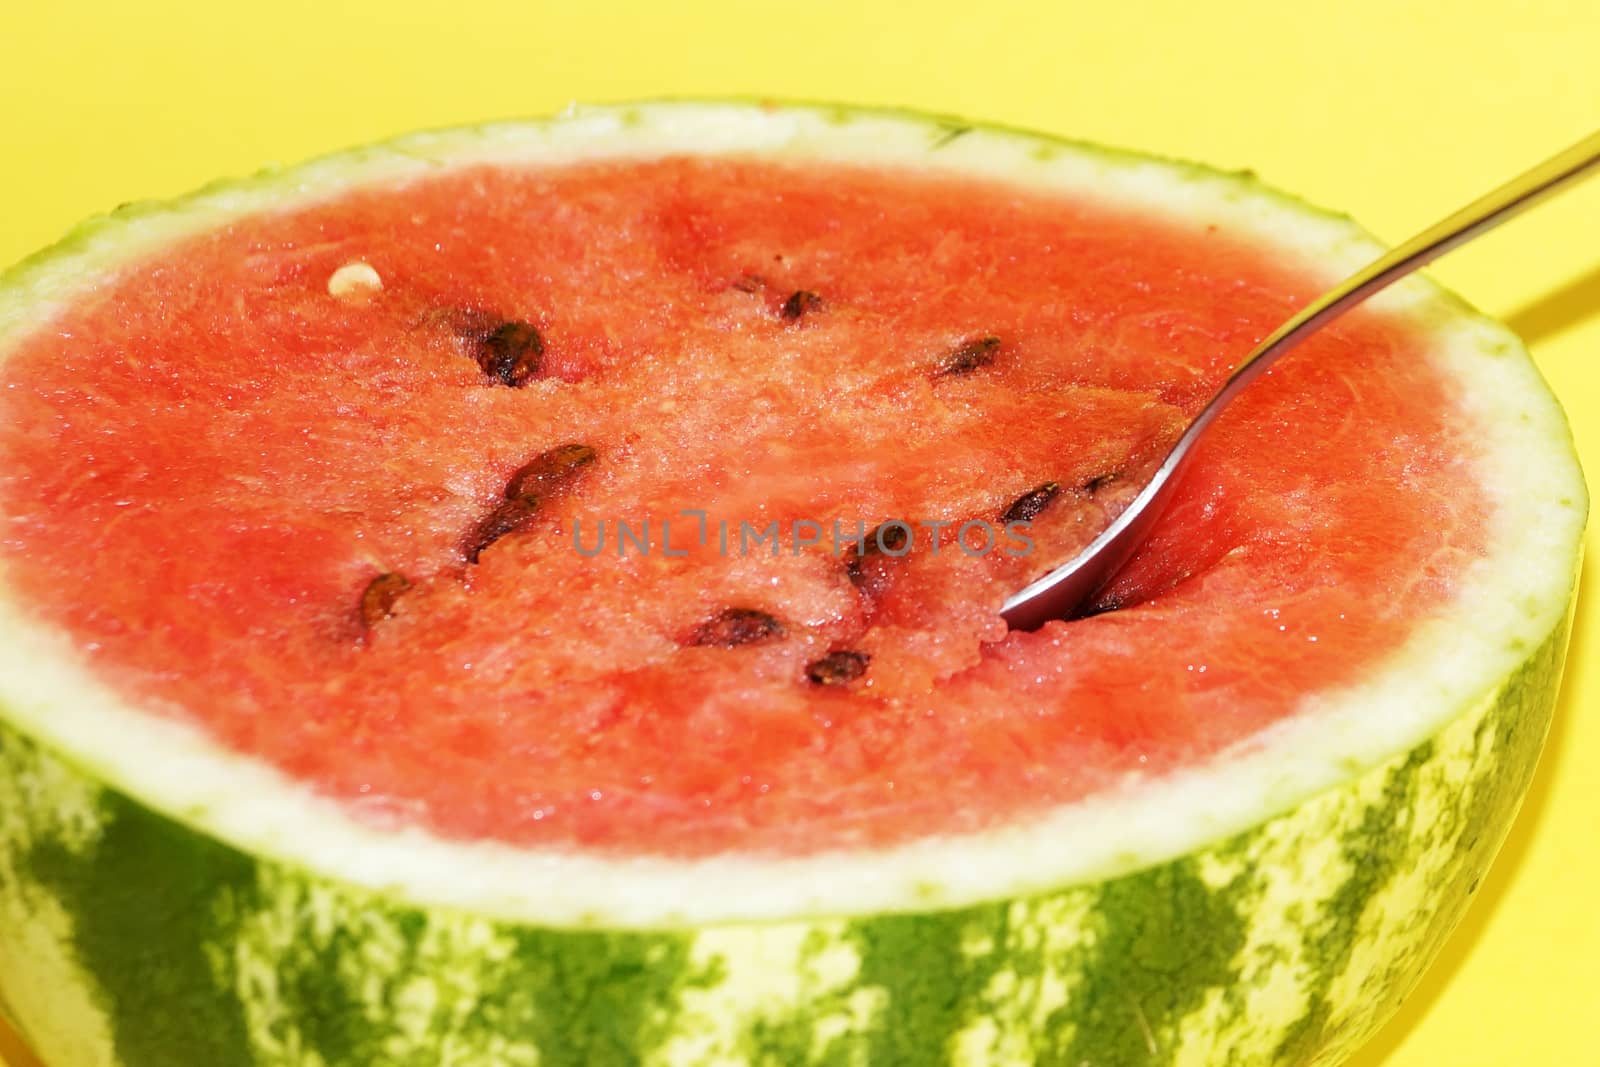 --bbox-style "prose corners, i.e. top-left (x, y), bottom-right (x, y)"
top-left (1000, 128), bottom-right (1600, 631)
